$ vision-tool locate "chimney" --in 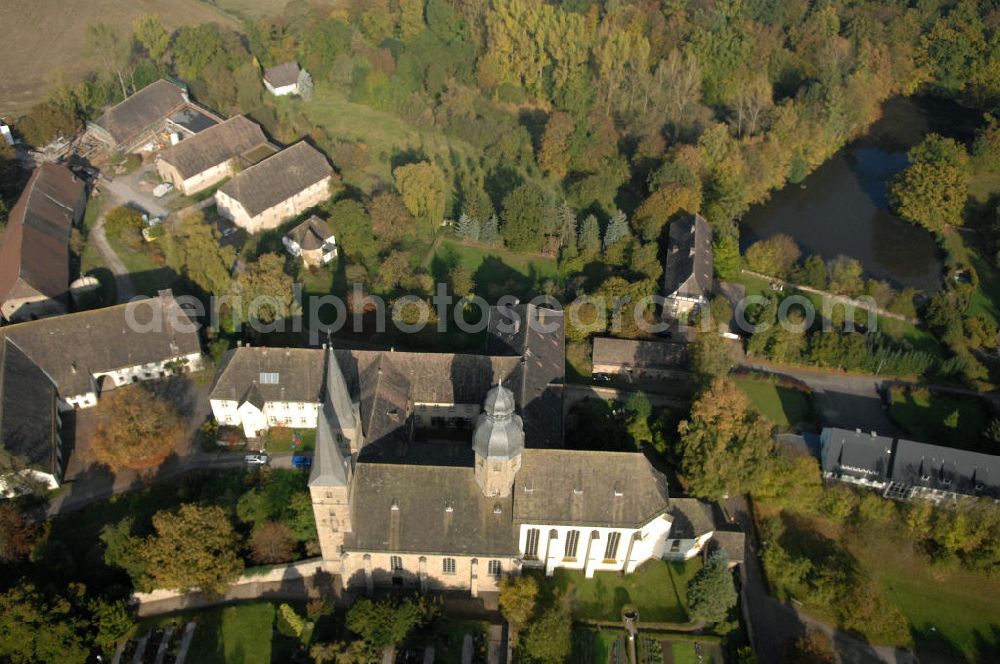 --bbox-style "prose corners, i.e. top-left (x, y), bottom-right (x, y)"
top-left (237, 340), bottom-right (243, 347)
